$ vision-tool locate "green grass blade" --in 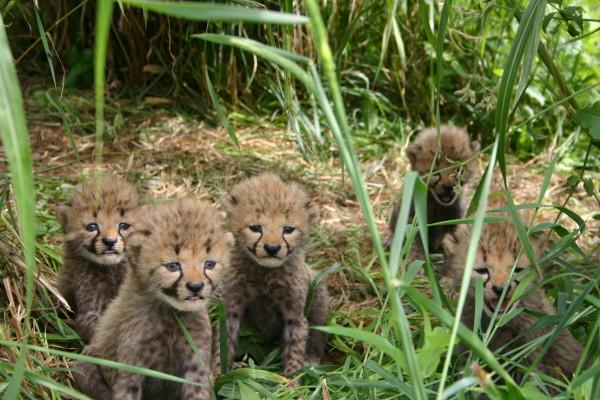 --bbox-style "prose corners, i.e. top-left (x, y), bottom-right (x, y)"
top-left (33, 6), bottom-right (57, 89)
top-left (205, 68), bottom-right (239, 149)
top-left (94, 0), bottom-right (113, 166)
top-left (389, 171), bottom-right (418, 277)
top-left (495, 0), bottom-right (548, 177)
top-left (493, 0), bottom-right (547, 280)
top-left (21, 370), bottom-right (91, 400)
top-left (436, 137), bottom-right (506, 399)
top-left (302, 2), bottom-right (427, 396)
top-left (435, 0), bottom-right (452, 123)
top-left (194, 34), bottom-right (314, 91)
top-left (305, 262), bottom-right (340, 317)
top-left (526, 279), bottom-right (595, 378)
top-left (0, 340), bottom-right (208, 388)
top-left (514, 1), bottom-right (545, 108)
top-left (120, 0), bottom-right (308, 24)
top-left (302, 1), bottom-right (428, 395)
top-left (215, 368), bottom-right (287, 386)
top-left (175, 314), bottom-right (209, 370)
top-left (316, 326), bottom-right (407, 369)
top-left (0, 13), bottom-right (37, 400)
